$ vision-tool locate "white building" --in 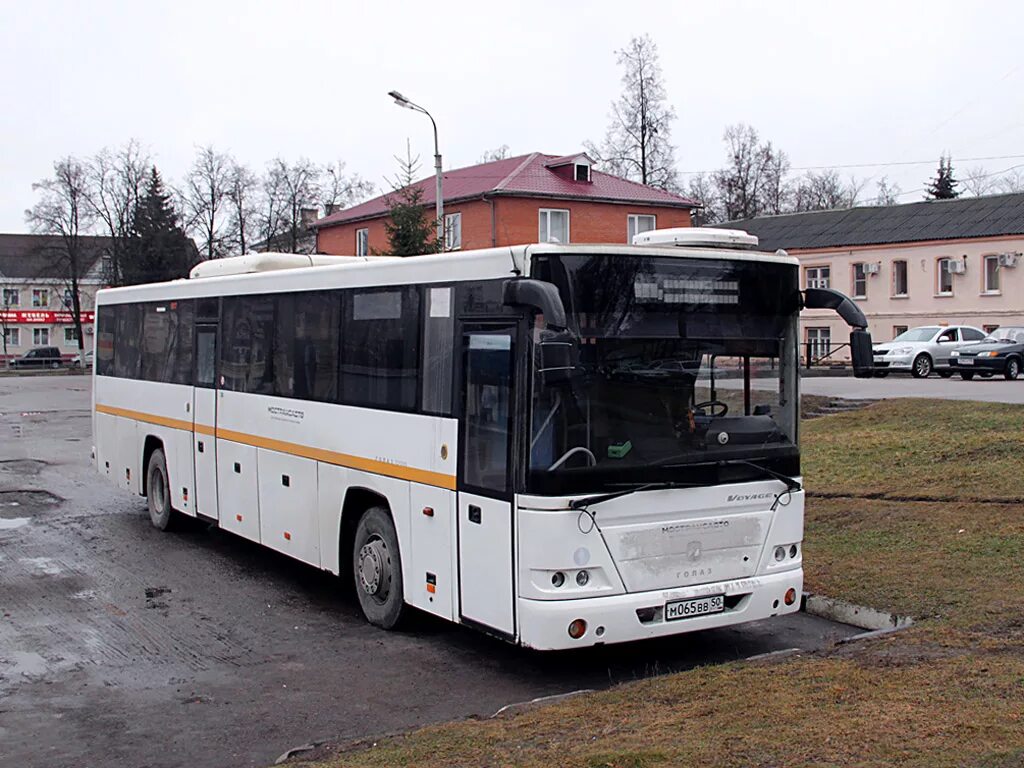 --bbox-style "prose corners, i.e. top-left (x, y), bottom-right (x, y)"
top-left (0, 234), bottom-right (110, 362)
